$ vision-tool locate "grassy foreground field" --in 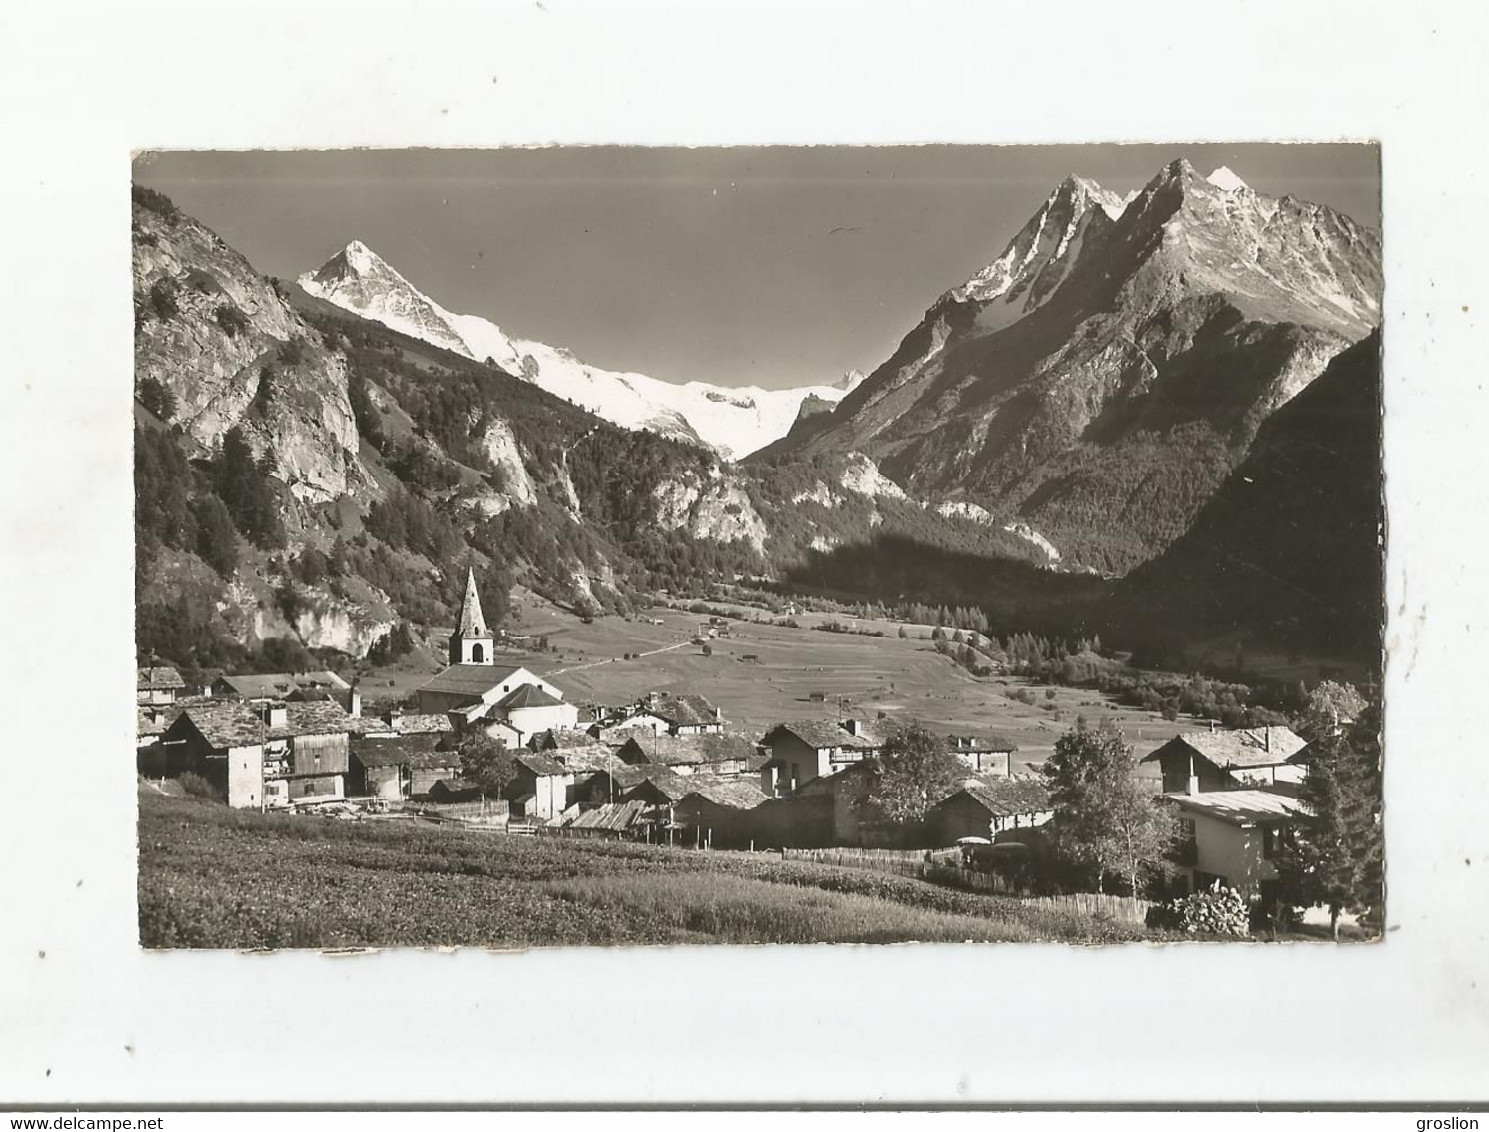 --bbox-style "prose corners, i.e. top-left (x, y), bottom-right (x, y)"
top-left (138, 791), bottom-right (1159, 948)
